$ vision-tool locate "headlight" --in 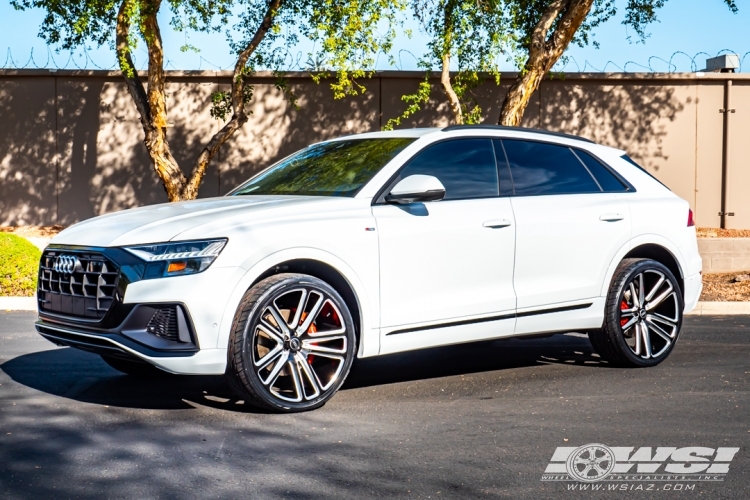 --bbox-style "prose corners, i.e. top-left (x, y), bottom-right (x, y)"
top-left (124, 239), bottom-right (227, 278)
